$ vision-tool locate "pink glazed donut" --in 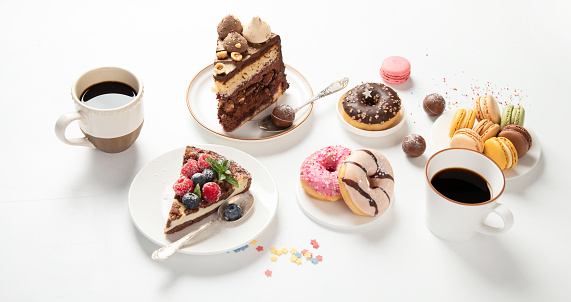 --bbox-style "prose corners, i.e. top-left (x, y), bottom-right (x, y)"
top-left (300, 145), bottom-right (352, 201)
